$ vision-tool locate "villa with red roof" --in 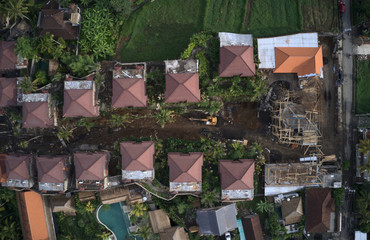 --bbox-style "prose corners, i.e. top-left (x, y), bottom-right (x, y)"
top-left (0, 77), bottom-right (17, 107)
top-left (168, 152), bottom-right (203, 193)
top-left (63, 75), bottom-right (99, 117)
top-left (219, 159), bottom-right (255, 201)
top-left (120, 141), bottom-right (155, 181)
top-left (112, 63), bottom-right (148, 108)
top-left (218, 32), bottom-right (256, 77)
top-left (74, 152), bottom-right (109, 191)
top-left (164, 59), bottom-right (200, 103)
top-left (22, 93), bottom-right (56, 128)
top-left (257, 33), bottom-right (323, 78)
top-left (4, 154), bottom-right (34, 189)
top-left (36, 155), bottom-right (71, 192)
top-left (0, 41), bottom-right (28, 71)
